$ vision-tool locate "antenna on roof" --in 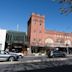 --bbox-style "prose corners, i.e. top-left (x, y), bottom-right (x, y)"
top-left (17, 24), bottom-right (19, 31)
